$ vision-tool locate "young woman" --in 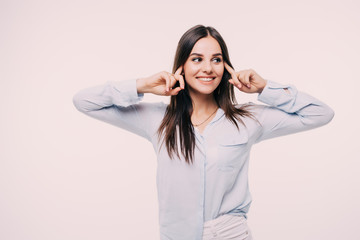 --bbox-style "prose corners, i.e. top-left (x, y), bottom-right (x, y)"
top-left (73, 25), bottom-right (334, 240)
